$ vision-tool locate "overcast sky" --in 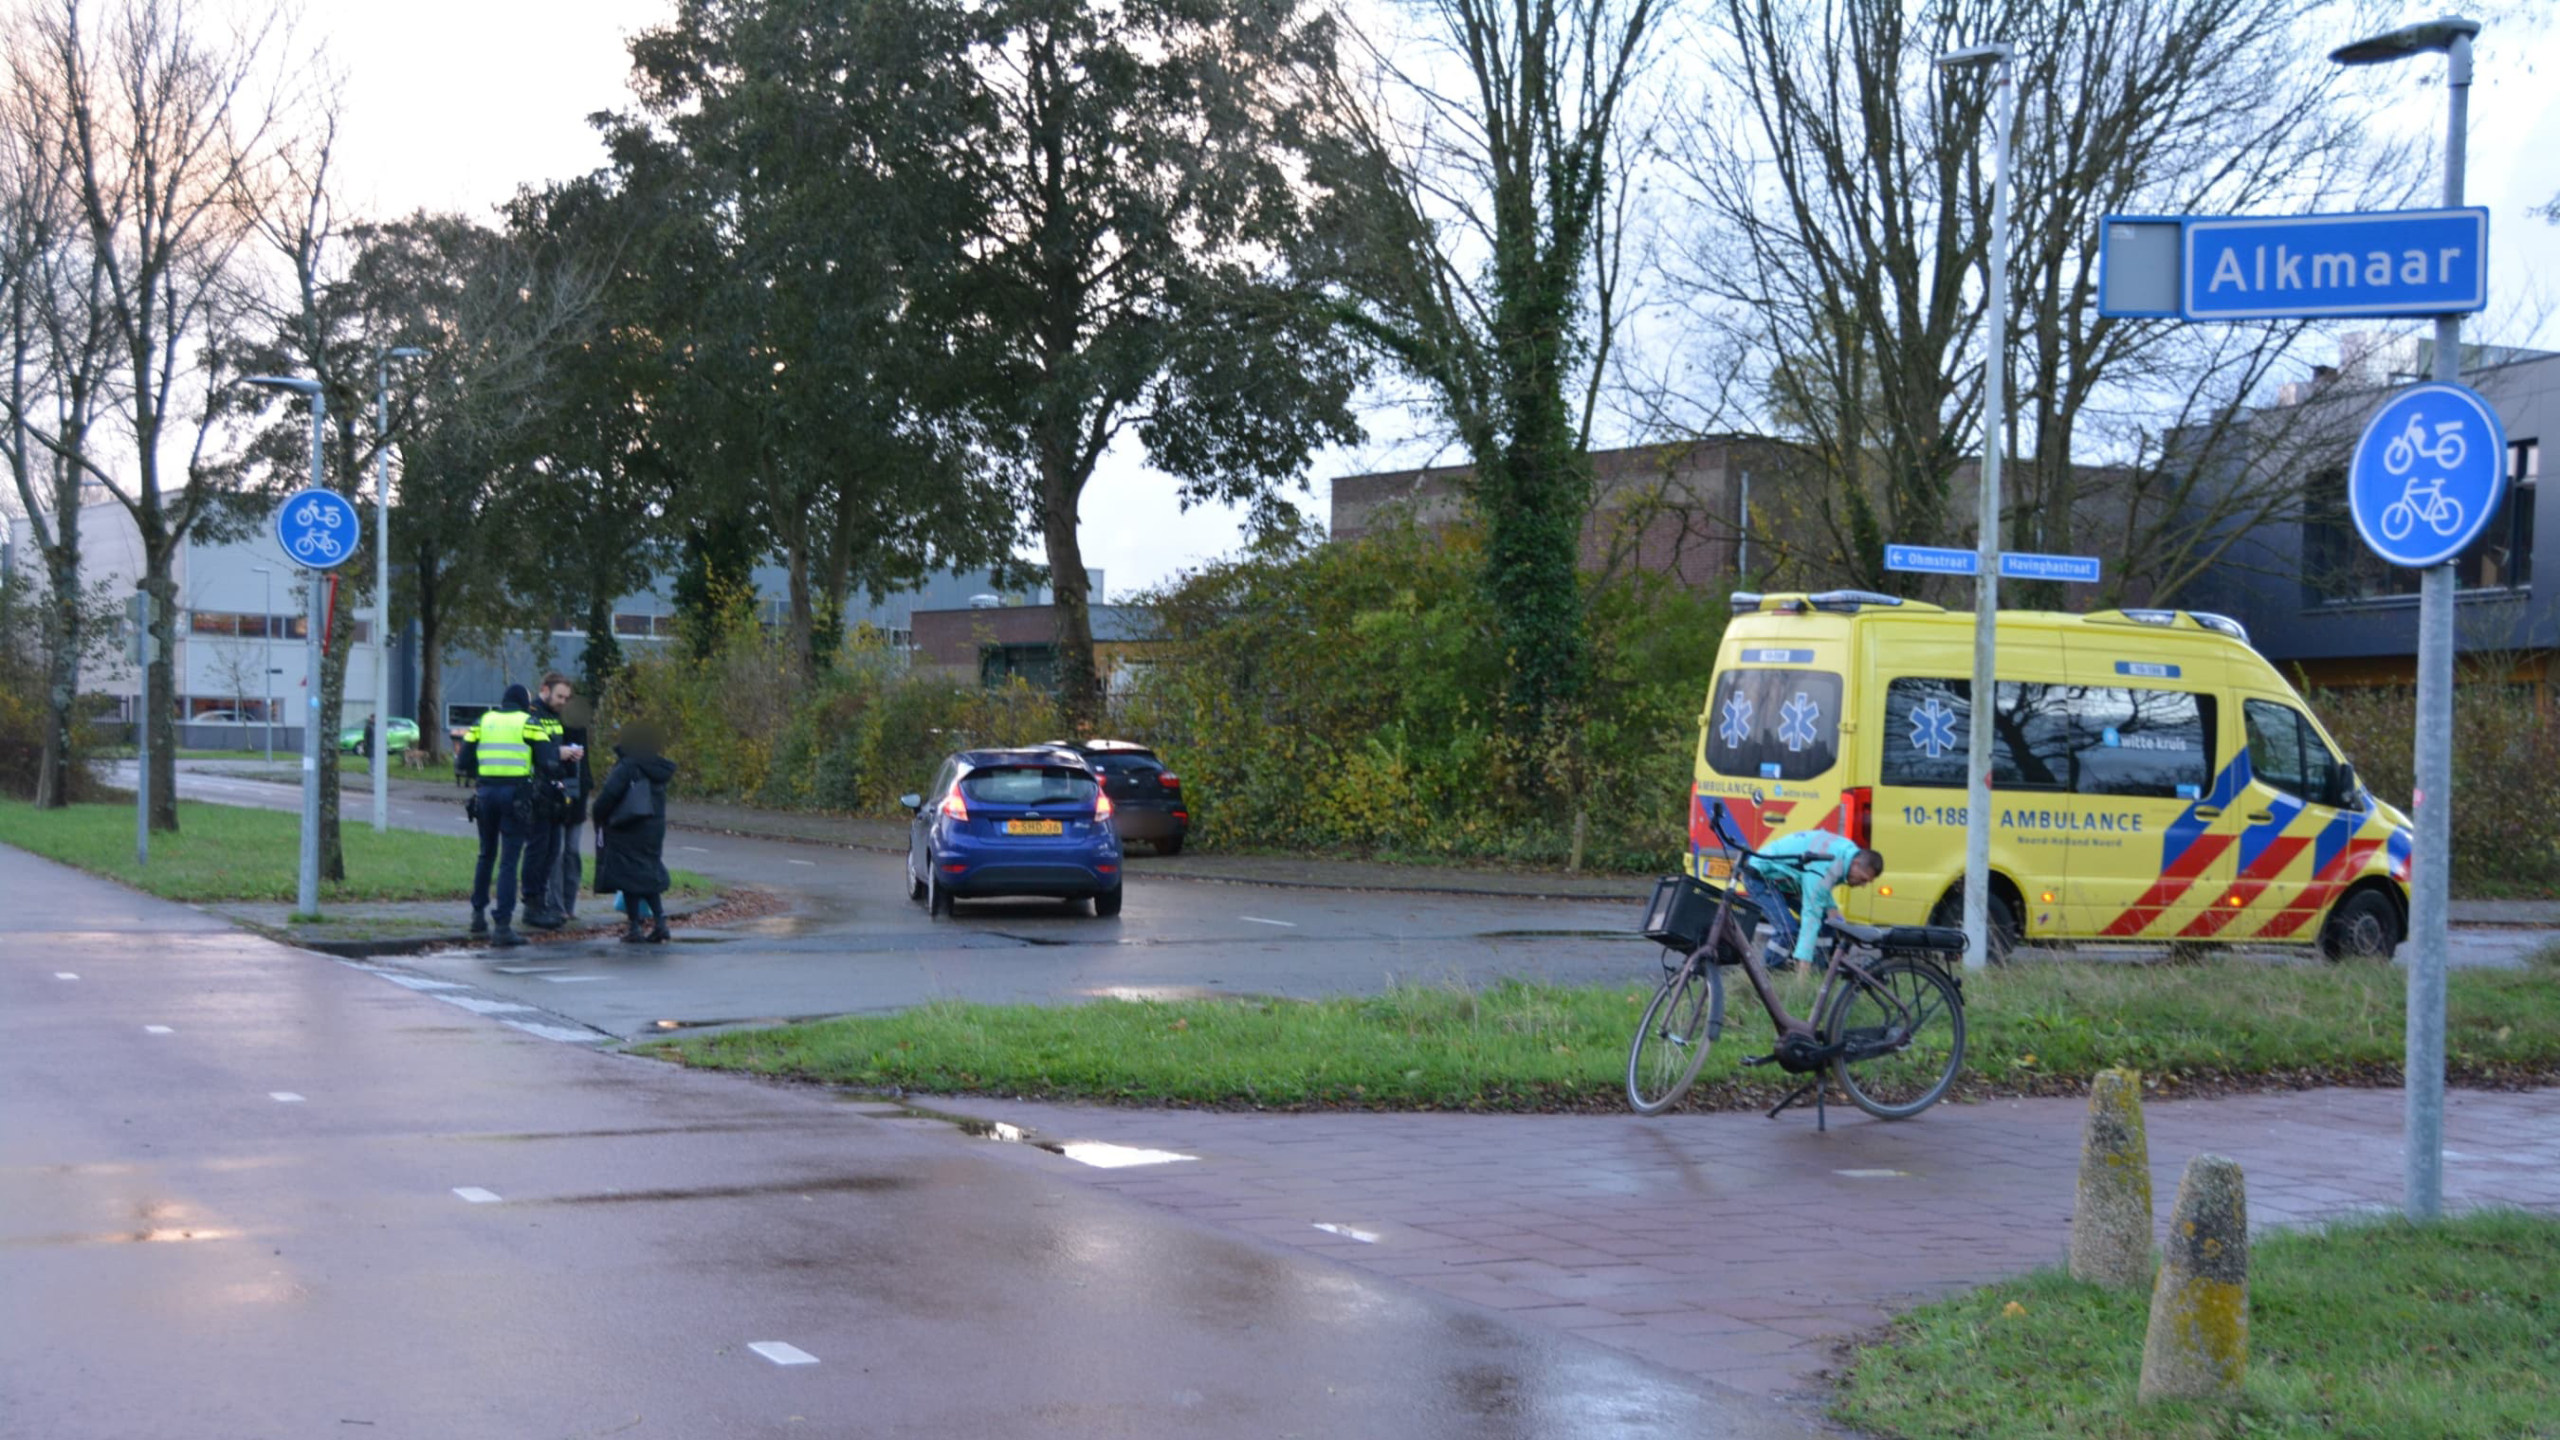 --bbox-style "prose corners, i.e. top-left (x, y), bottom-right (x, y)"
top-left (320, 0), bottom-right (2560, 601)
